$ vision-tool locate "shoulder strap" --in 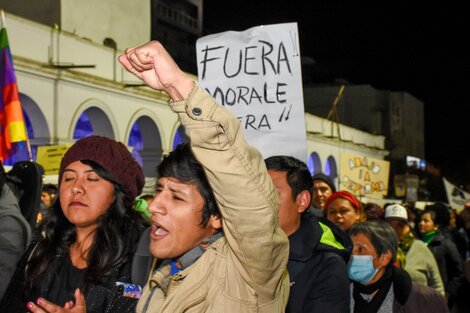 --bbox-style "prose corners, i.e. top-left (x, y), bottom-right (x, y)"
top-left (132, 227), bottom-right (154, 287)
top-left (24, 241), bottom-right (41, 275)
